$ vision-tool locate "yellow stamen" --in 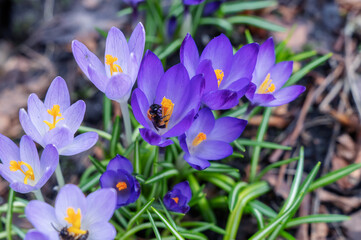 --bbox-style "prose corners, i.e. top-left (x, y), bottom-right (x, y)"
top-left (257, 73), bottom-right (275, 94)
top-left (161, 97), bottom-right (174, 128)
top-left (105, 54), bottom-right (123, 76)
top-left (172, 197), bottom-right (179, 204)
top-left (9, 161), bottom-right (35, 185)
top-left (64, 208), bottom-right (87, 235)
top-left (192, 132), bottom-right (207, 146)
top-left (43, 104), bottom-right (64, 130)
top-left (116, 181), bottom-right (127, 191)
top-left (214, 69), bottom-right (224, 87)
